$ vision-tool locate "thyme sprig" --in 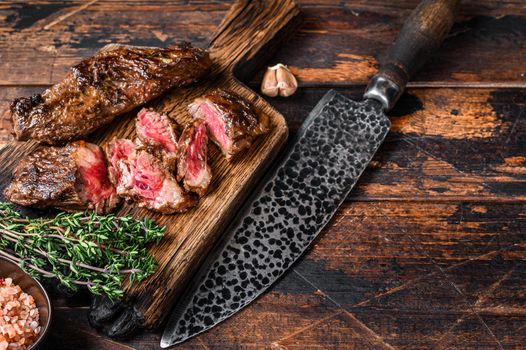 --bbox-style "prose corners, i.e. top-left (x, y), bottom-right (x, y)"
top-left (0, 202), bottom-right (165, 300)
